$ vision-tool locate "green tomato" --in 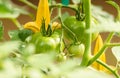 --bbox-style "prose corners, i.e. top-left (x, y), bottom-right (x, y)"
top-left (35, 37), bottom-right (56, 53)
top-left (30, 30), bottom-right (65, 53)
top-left (30, 32), bottom-right (42, 43)
top-left (56, 53), bottom-right (66, 62)
top-left (64, 16), bottom-right (99, 43)
top-left (63, 16), bottom-right (86, 43)
top-left (51, 30), bottom-right (65, 52)
top-left (68, 43), bottom-right (85, 57)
